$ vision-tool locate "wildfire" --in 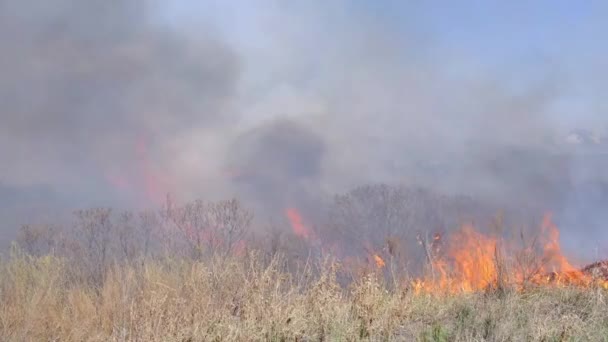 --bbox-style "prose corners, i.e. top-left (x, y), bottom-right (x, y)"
top-left (104, 134), bottom-right (172, 206)
top-left (286, 208), bottom-right (315, 240)
top-left (373, 254), bottom-right (386, 268)
top-left (413, 225), bottom-right (499, 294)
top-left (412, 214), bottom-right (608, 294)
